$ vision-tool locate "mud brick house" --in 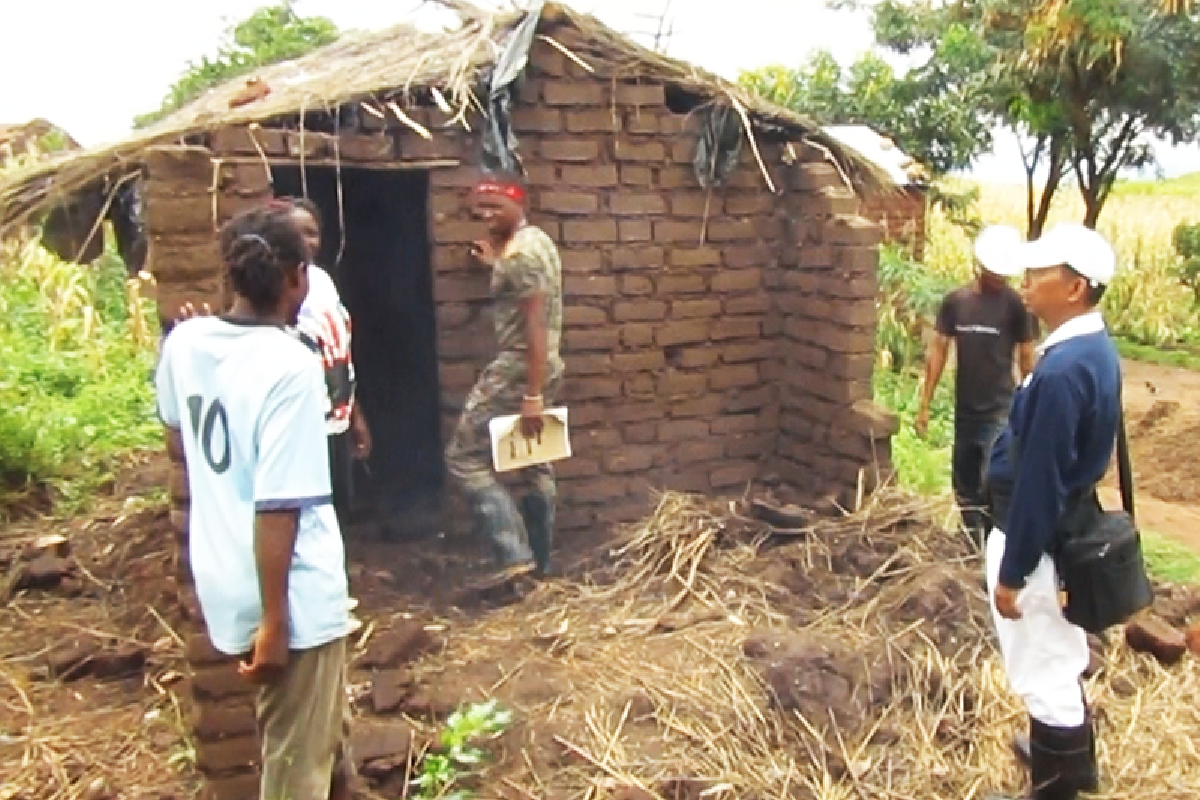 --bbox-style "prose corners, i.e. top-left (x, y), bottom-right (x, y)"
top-left (824, 124), bottom-right (929, 260)
top-left (0, 4), bottom-right (901, 796)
